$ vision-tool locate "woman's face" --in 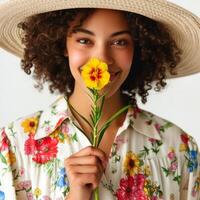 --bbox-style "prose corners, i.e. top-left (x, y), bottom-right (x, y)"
top-left (65, 9), bottom-right (134, 98)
